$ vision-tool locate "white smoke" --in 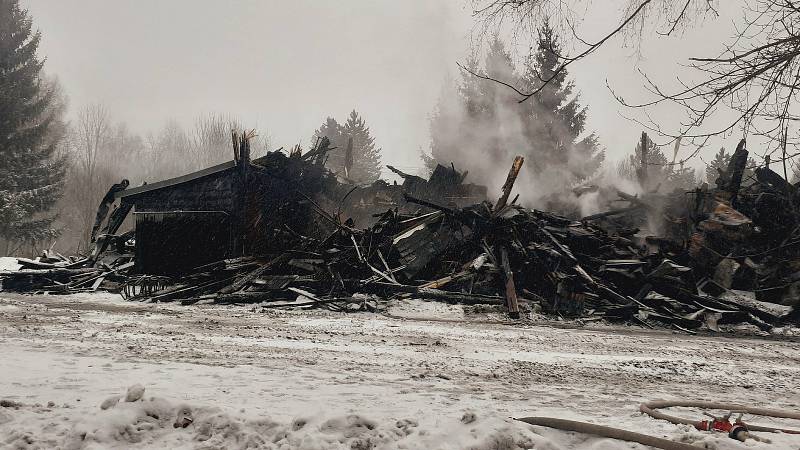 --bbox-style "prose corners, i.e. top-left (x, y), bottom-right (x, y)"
top-left (429, 68), bottom-right (620, 218)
